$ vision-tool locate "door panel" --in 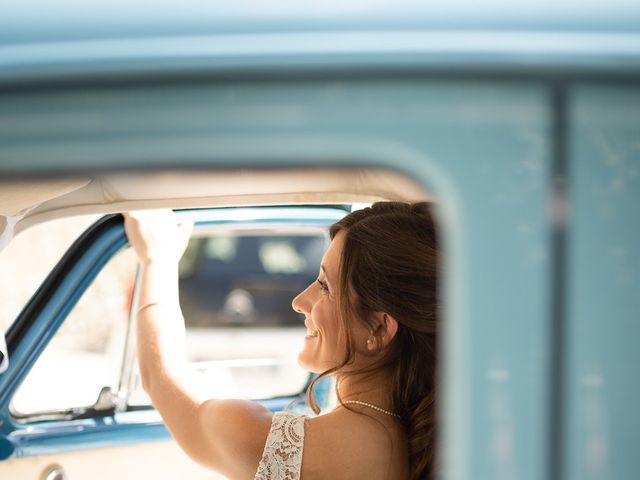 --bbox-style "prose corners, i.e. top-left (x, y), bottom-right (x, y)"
top-left (1, 440), bottom-right (224, 480)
